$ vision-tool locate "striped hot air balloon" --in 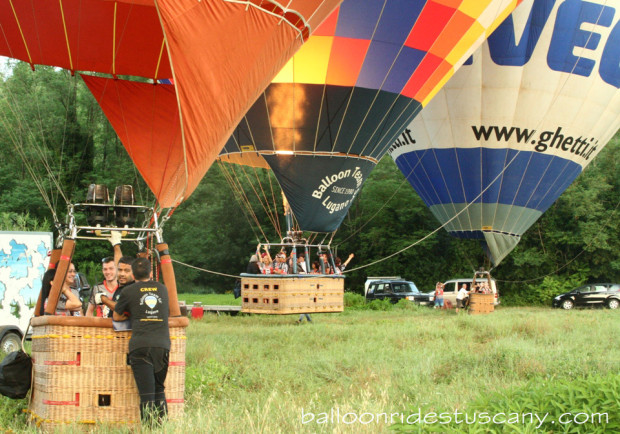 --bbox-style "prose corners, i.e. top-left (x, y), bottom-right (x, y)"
top-left (218, 0), bottom-right (523, 233)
